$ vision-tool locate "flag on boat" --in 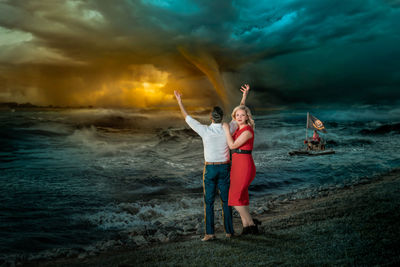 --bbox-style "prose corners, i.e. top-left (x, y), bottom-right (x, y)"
top-left (307, 114), bottom-right (327, 133)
